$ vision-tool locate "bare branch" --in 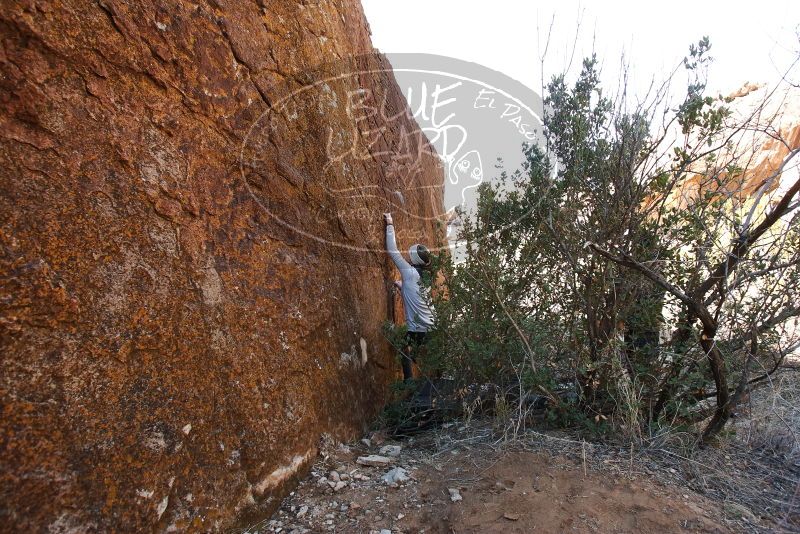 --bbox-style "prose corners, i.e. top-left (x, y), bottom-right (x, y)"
top-left (585, 242), bottom-right (714, 327)
top-left (693, 168), bottom-right (800, 301)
